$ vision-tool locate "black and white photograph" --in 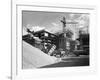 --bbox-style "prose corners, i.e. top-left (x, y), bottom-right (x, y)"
top-left (0, 0), bottom-right (99, 80)
top-left (10, 1), bottom-right (97, 79)
top-left (22, 11), bottom-right (90, 69)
